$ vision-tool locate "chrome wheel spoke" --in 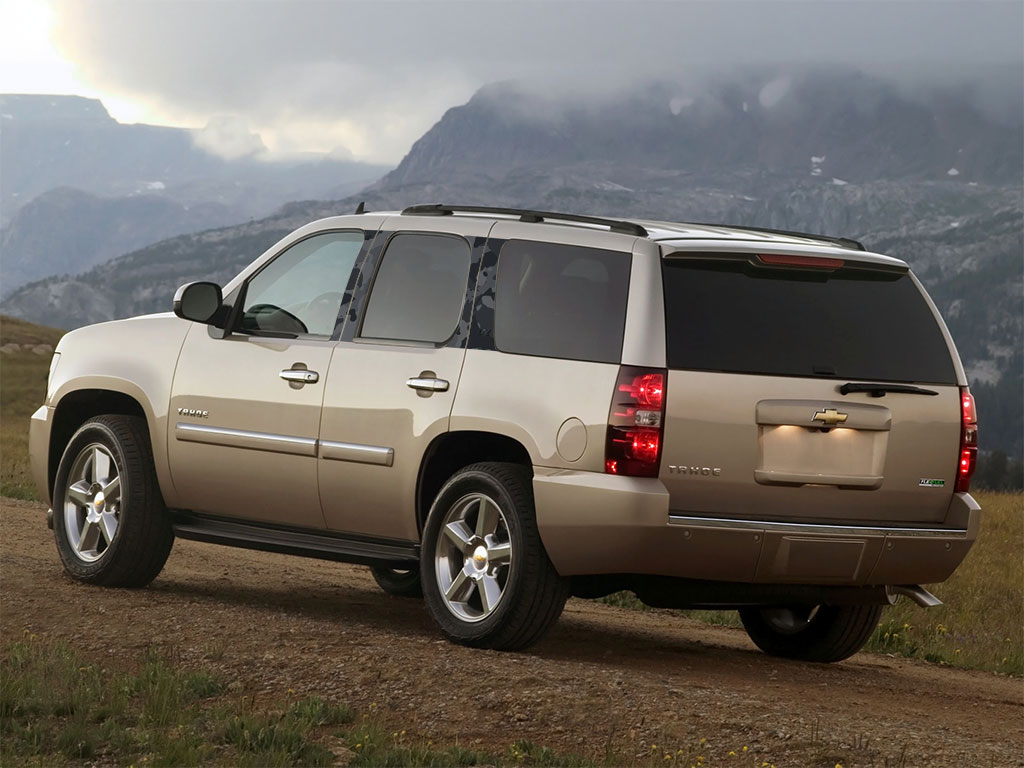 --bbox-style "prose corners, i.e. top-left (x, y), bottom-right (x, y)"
top-left (443, 520), bottom-right (474, 552)
top-left (102, 476), bottom-right (121, 505)
top-left (479, 574), bottom-right (502, 613)
top-left (444, 567), bottom-right (474, 602)
top-left (100, 512), bottom-right (118, 545)
top-left (66, 481), bottom-right (93, 508)
top-left (487, 541), bottom-right (511, 565)
top-left (77, 521), bottom-right (100, 553)
top-left (475, 497), bottom-right (499, 538)
top-left (91, 447), bottom-right (111, 484)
